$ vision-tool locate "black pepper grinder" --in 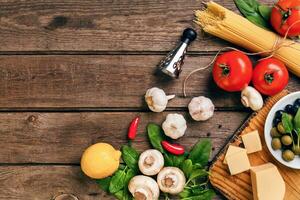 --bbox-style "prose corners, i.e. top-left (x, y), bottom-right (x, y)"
top-left (157, 28), bottom-right (197, 78)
